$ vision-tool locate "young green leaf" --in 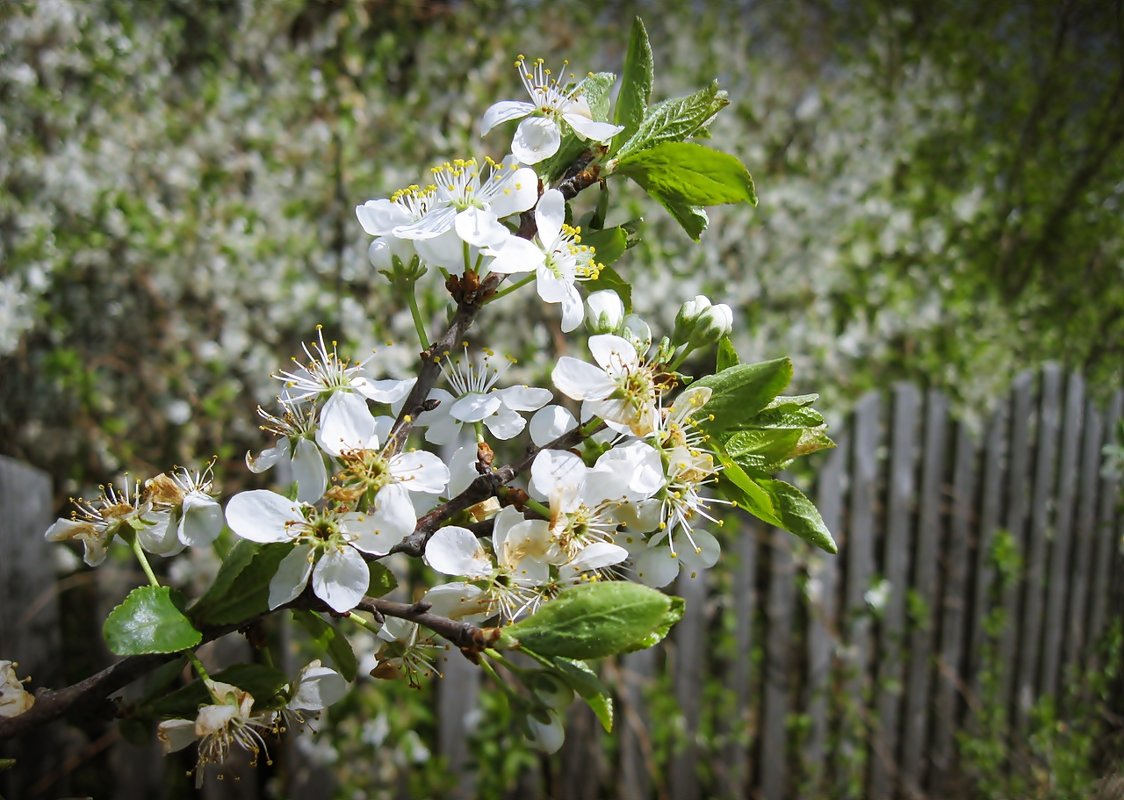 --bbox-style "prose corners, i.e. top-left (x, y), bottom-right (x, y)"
top-left (716, 335), bottom-right (740, 371)
top-left (103, 586), bottom-right (202, 656)
top-left (292, 610), bottom-right (359, 682)
top-left (656, 196), bottom-right (709, 240)
top-left (501, 582), bottom-right (684, 660)
top-left (367, 561), bottom-right (397, 598)
top-left (693, 357), bottom-right (793, 436)
top-left (541, 656), bottom-right (613, 732)
top-left (613, 17), bottom-right (654, 151)
top-left (616, 141), bottom-right (757, 208)
top-left (613, 81), bottom-right (728, 160)
top-left (755, 478), bottom-right (838, 554)
top-left (189, 541), bottom-right (293, 626)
